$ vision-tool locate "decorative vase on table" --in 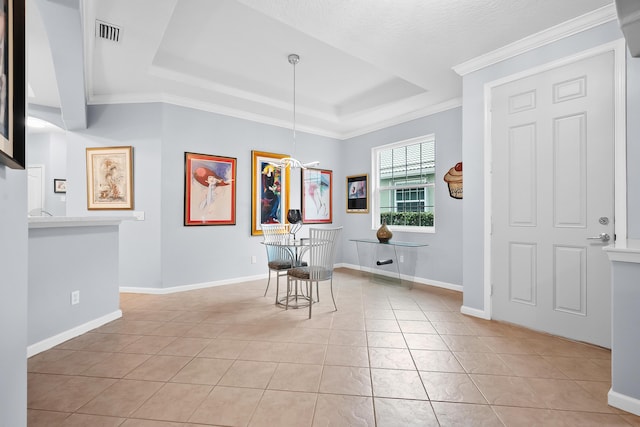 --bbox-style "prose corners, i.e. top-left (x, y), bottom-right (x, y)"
top-left (376, 220), bottom-right (392, 243)
top-left (287, 209), bottom-right (302, 240)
